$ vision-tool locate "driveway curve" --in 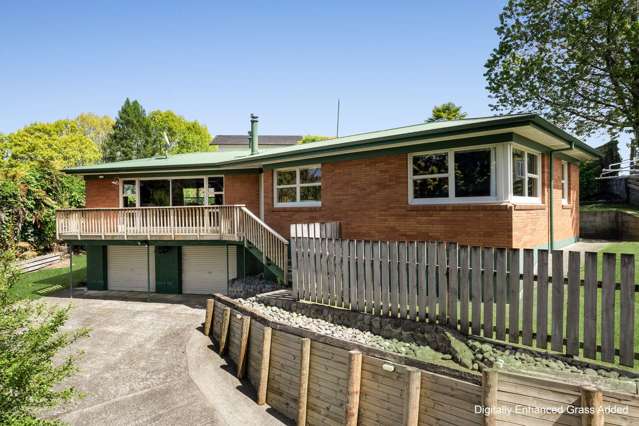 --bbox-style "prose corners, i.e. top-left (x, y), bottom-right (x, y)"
top-left (45, 291), bottom-right (288, 426)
